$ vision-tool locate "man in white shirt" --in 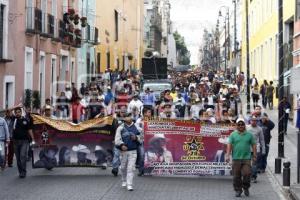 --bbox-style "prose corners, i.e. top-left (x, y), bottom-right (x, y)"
top-left (127, 93), bottom-right (143, 114)
top-left (159, 103), bottom-right (177, 119)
